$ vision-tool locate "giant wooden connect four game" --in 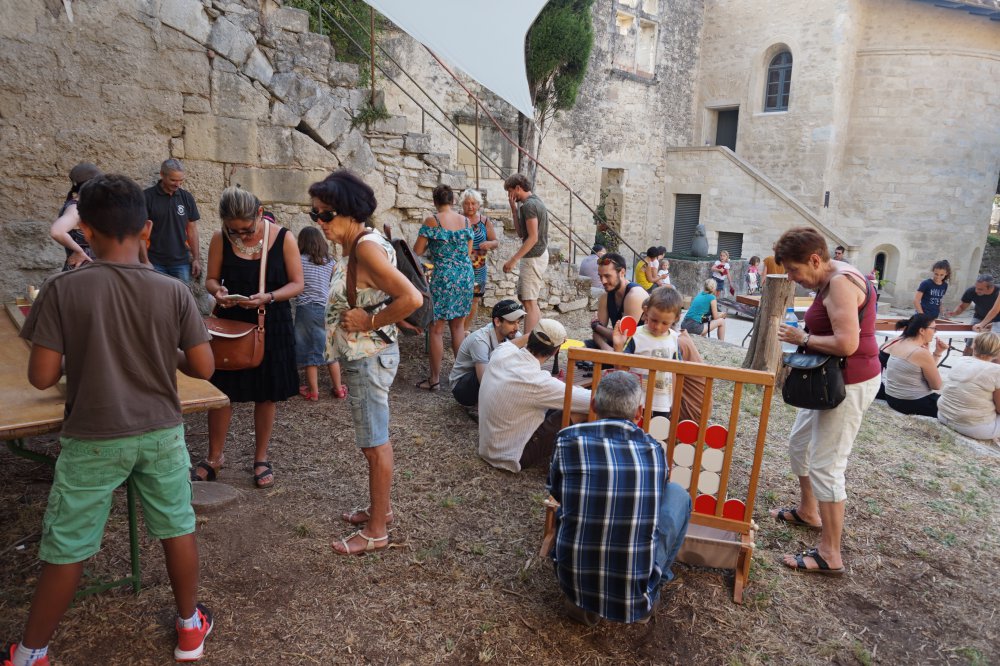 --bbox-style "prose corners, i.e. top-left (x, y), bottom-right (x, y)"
top-left (546, 347), bottom-right (775, 603)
